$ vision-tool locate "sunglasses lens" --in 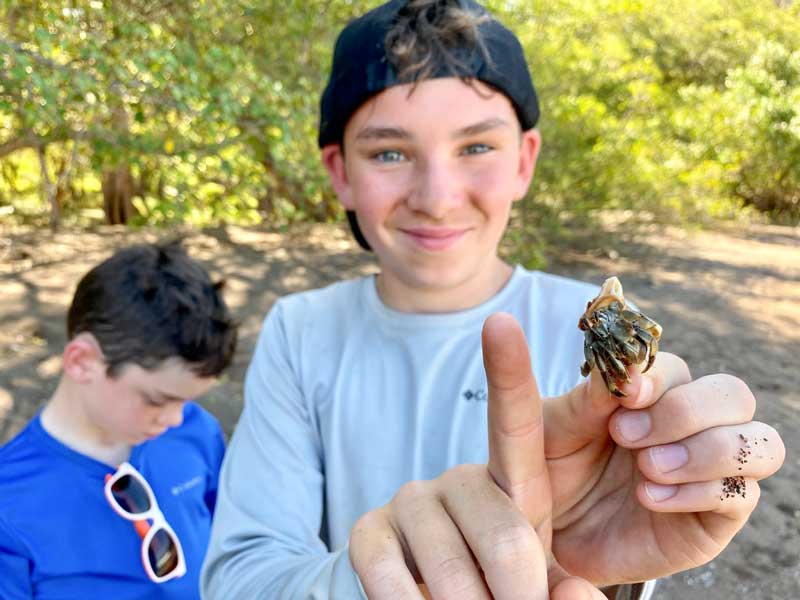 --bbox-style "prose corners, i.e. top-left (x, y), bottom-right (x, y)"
top-left (148, 529), bottom-right (180, 577)
top-left (110, 474), bottom-right (152, 514)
